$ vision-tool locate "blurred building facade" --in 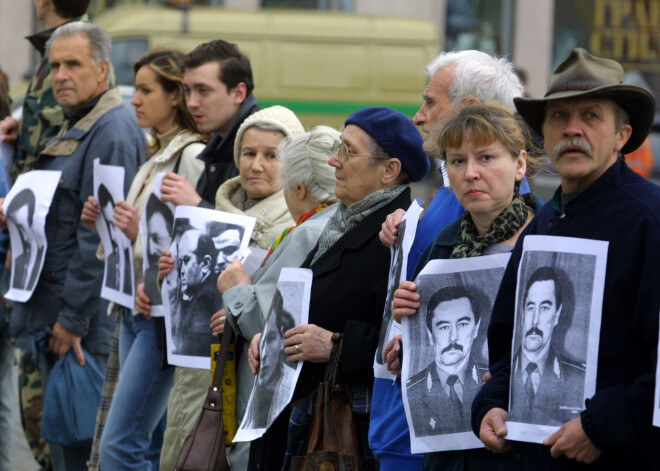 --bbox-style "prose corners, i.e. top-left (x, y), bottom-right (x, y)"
top-left (1, 0), bottom-right (658, 114)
